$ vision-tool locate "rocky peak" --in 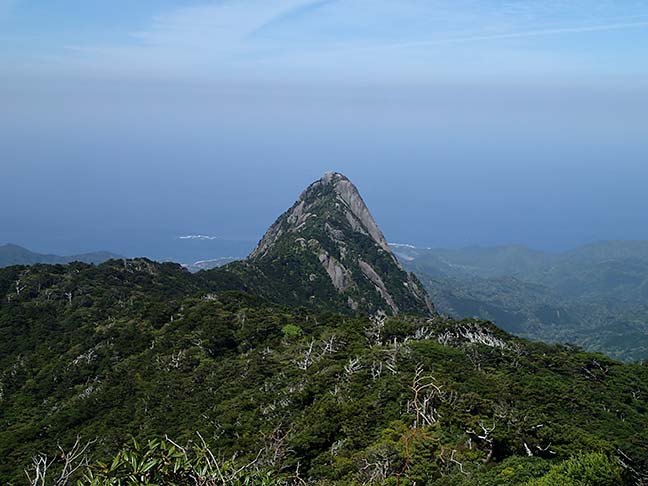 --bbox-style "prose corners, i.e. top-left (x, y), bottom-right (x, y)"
top-left (251, 172), bottom-right (395, 260)
top-left (243, 172), bottom-right (435, 316)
